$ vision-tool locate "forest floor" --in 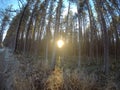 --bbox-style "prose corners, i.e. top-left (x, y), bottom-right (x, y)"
top-left (0, 48), bottom-right (64, 90)
top-left (0, 48), bottom-right (120, 90)
top-left (0, 48), bottom-right (19, 90)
